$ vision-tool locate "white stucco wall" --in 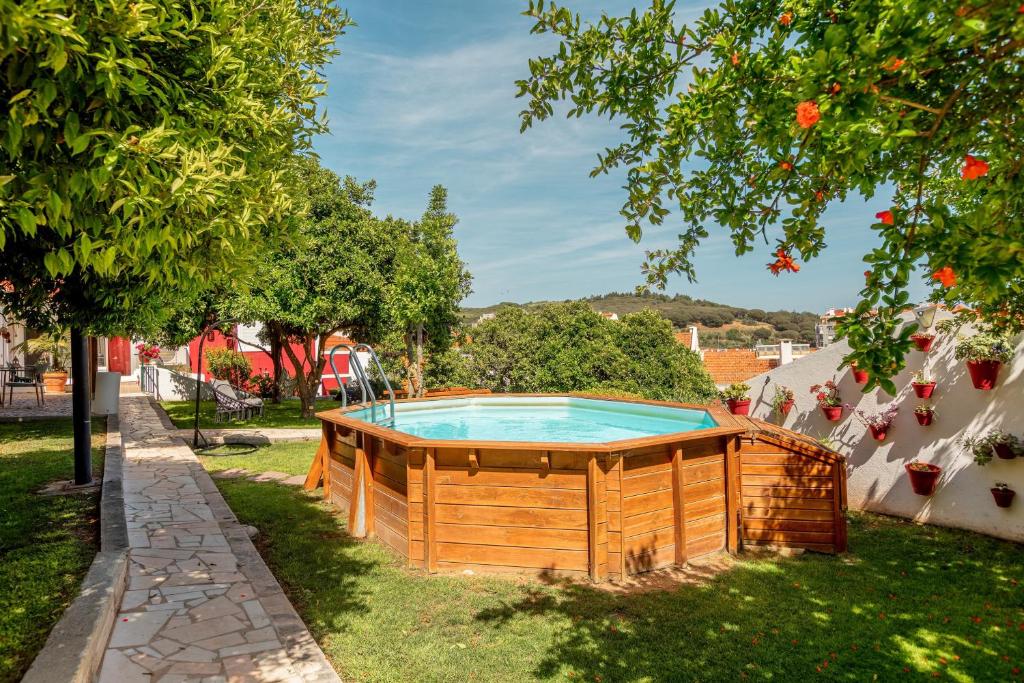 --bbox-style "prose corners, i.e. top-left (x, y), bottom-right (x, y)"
top-left (743, 310), bottom-right (1024, 542)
